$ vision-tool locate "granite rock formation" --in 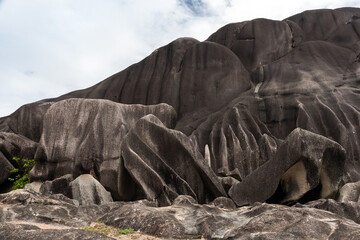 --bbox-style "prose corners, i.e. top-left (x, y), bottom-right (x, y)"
top-left (2, 190), bottom-right (360, 239)
top-left (29, 98), bottom-right (176, 201)
top-left (337, 180), bottom-right (360, 202)
top-left (229, 128), bottom-right (346, 206)
top-left (0, 7), bottom-right (360, 239)
top-left (120, 114), bottom-right (226, 205)
top-left (0, 132), bottom-right (38, 189)
top-left (70, 174), bottom-right (113, 206)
